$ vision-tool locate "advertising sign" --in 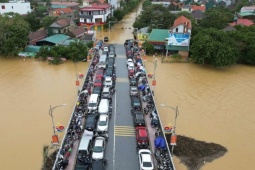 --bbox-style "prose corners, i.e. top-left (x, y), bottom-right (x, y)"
top-left (168, 33), bottom-right (190, 46)
top-left (171, 135), bottom-right (177, 145)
